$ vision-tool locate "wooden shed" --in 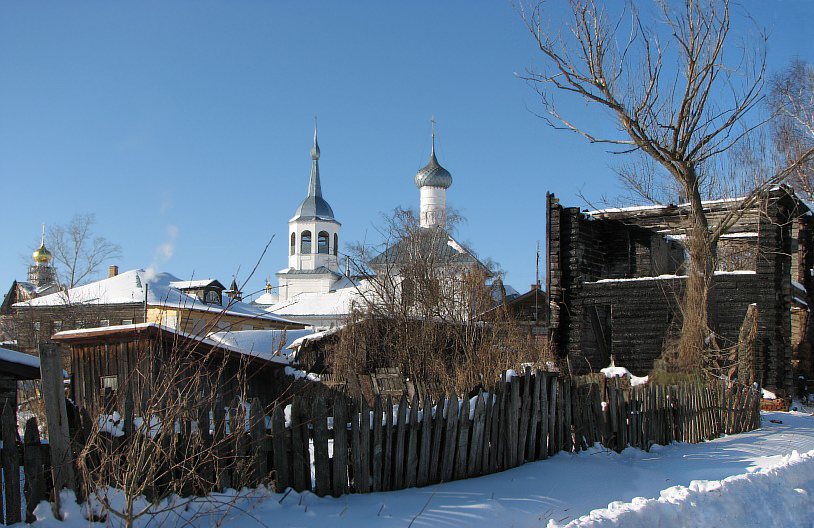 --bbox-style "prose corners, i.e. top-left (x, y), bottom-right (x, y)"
top-left (52, 323), bottom-right (291, 413)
